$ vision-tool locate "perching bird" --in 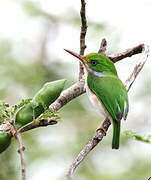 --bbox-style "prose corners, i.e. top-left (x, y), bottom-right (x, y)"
top-left (65, 49), bottom-right (129, 149)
